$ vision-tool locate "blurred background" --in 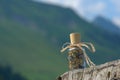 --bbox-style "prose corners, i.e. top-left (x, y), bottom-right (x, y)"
top-left (0, 0), bottom-right (120, 80)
